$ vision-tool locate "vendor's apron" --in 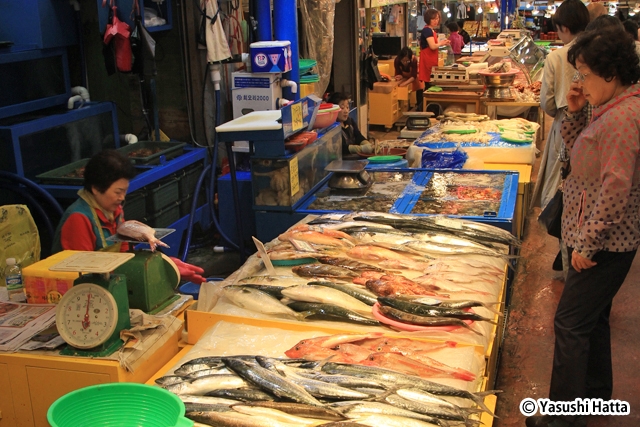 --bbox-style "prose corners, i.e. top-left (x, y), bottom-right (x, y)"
top-left (419, 30), bottom-right (439, 83)
top-left (89, 206), bottom-right (123, 253)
